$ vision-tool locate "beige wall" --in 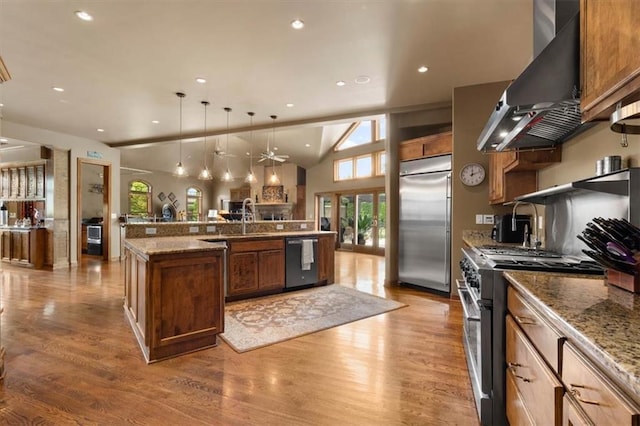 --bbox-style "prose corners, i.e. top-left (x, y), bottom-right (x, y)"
top-left (539, 122), bottom-right (640, 188)
top-left (450, 81), bottom-right (515, 287)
